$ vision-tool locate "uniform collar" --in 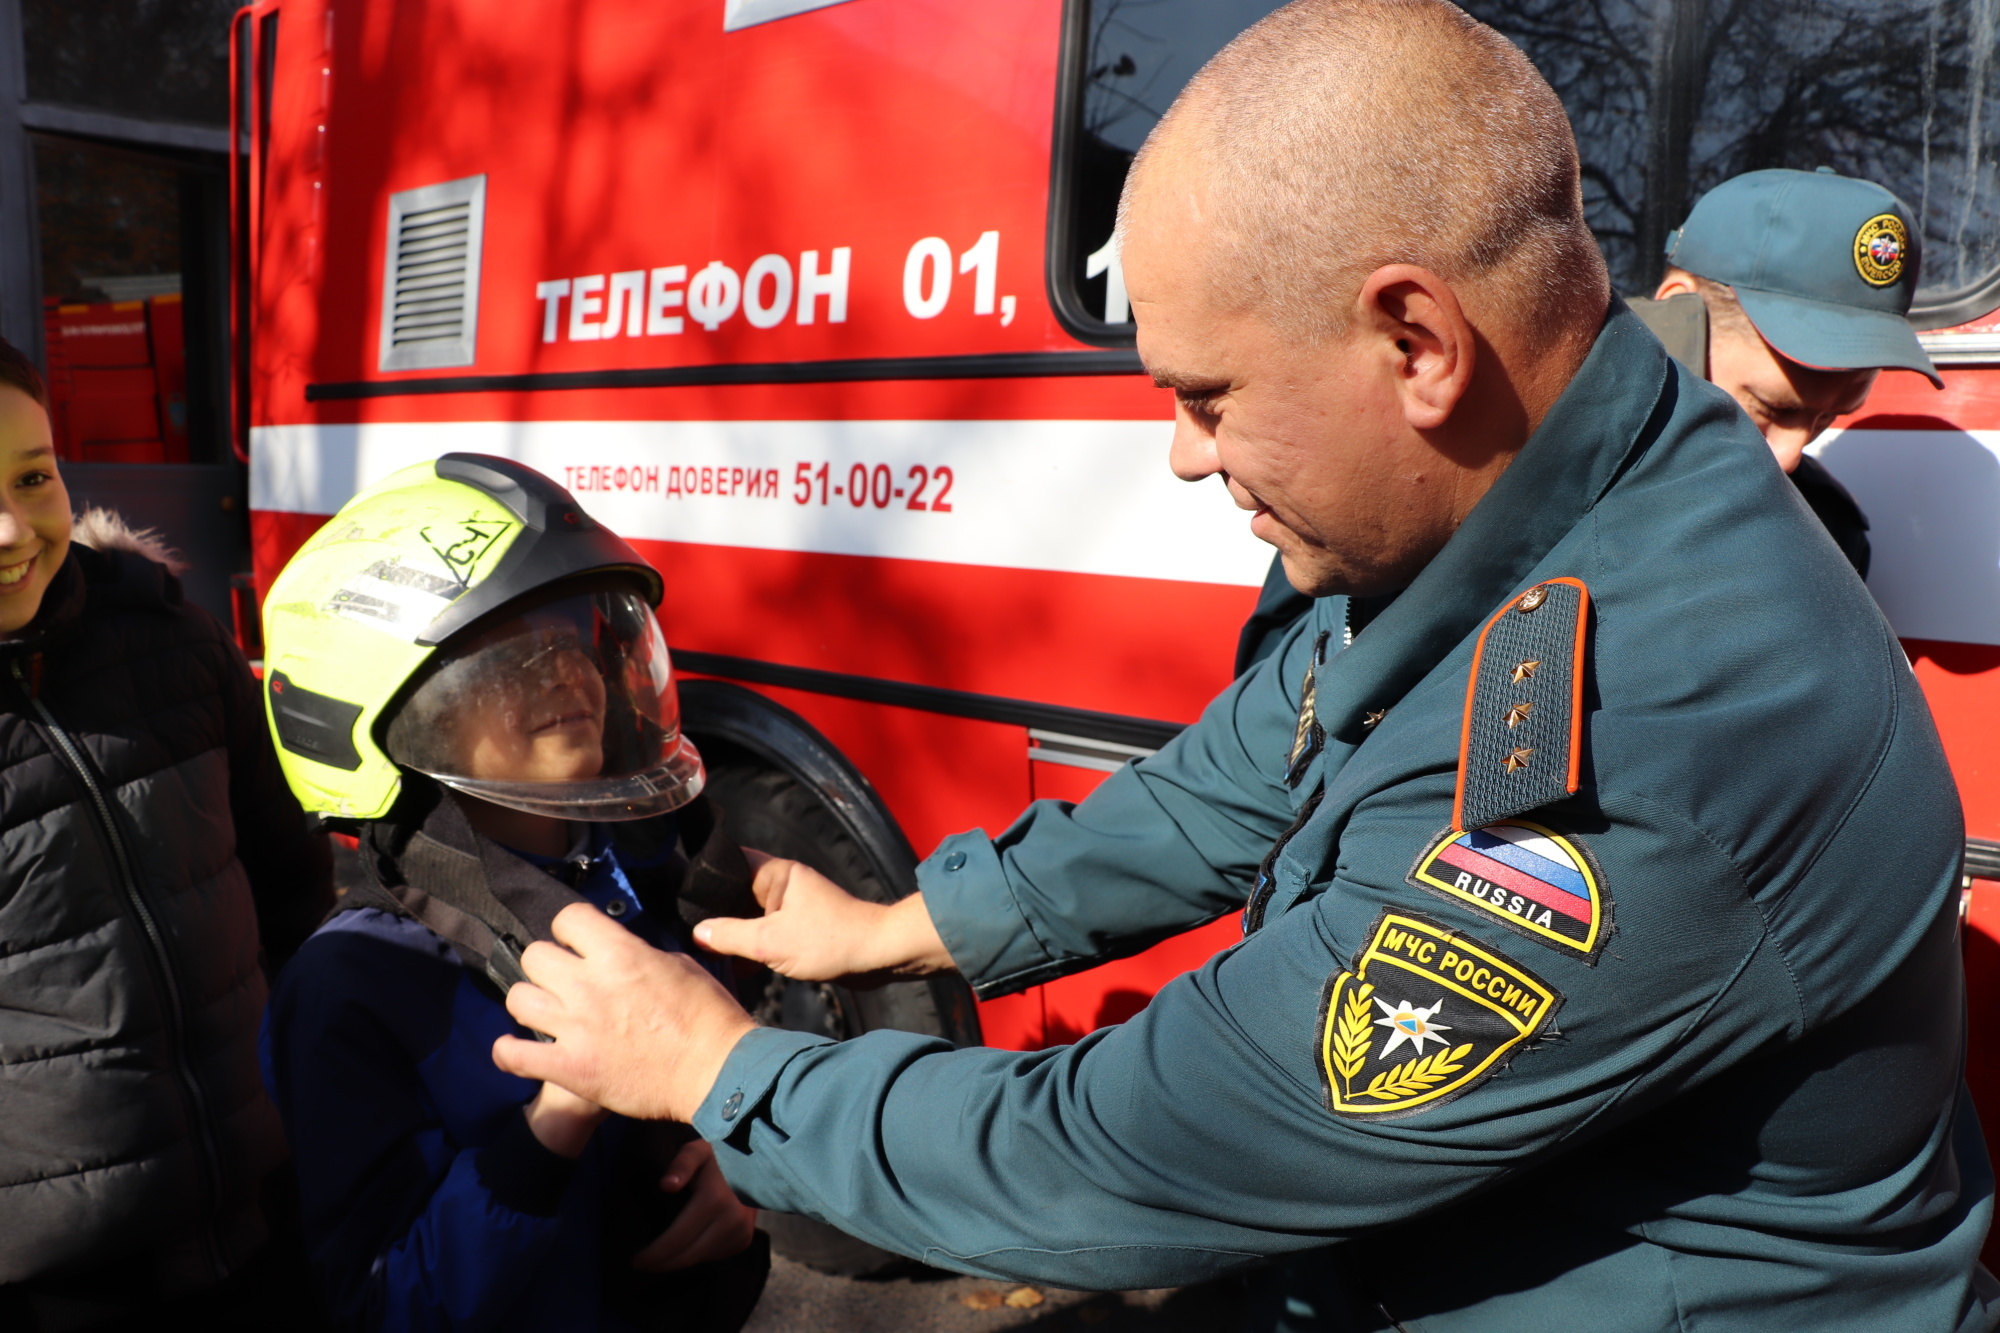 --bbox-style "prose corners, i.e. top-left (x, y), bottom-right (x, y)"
top-left (1313, 300), bottom-right (1675, 743)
